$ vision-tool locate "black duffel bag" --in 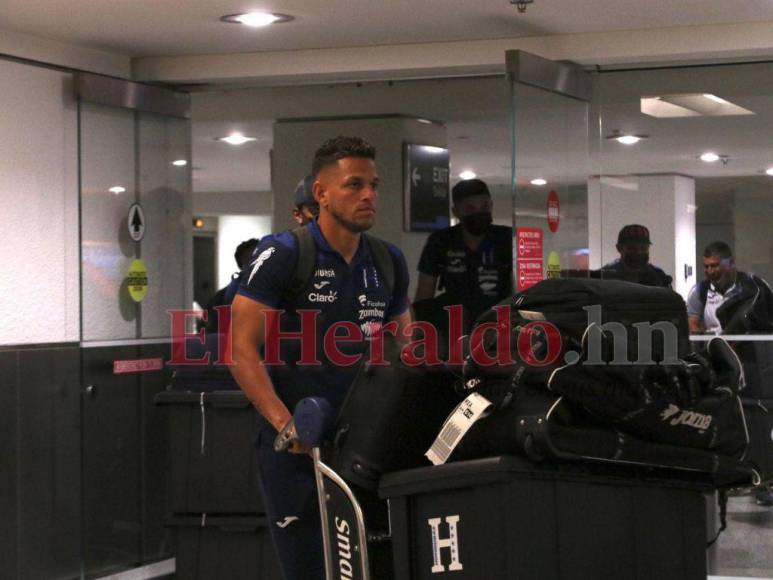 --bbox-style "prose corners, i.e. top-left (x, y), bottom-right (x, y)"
top-left (324, 337), bottom-right (461, 490)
